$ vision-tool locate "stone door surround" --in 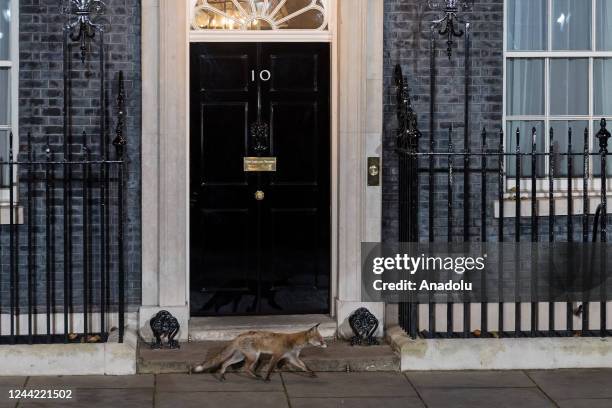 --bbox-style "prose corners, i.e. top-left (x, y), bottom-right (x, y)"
top-left (139, 0), bottom-right (384, 340)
